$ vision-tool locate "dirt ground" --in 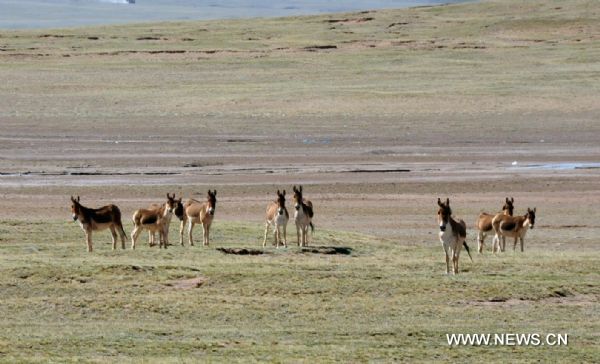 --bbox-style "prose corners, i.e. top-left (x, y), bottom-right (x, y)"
top-left (1, 0), bottom-right (599, 251)
top-left (1, 127), bottom-right (599, 253)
